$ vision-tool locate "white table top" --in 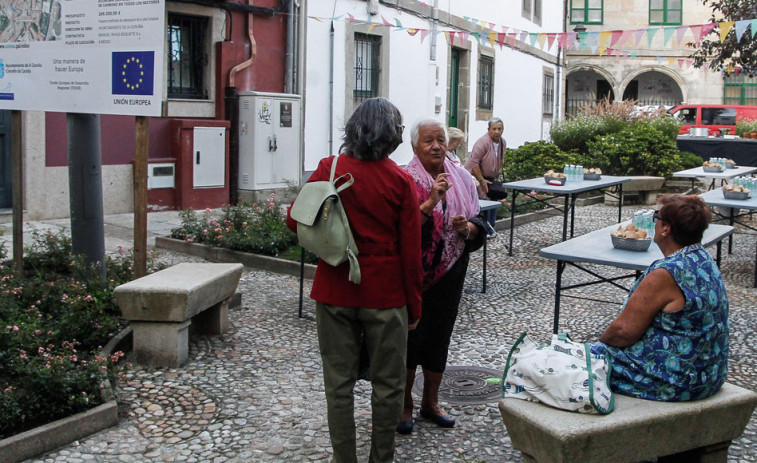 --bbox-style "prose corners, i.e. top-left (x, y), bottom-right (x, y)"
top-left (673, 166), bottom-right (757, 179)
top-left (539, 222), bottom-right (734, 271)
top-left (698, 187), bottom-right (757, 210)
top-left (502, 175), bottom-right (631, 195)
top-left (479, 199), bottom-right (502, 211)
